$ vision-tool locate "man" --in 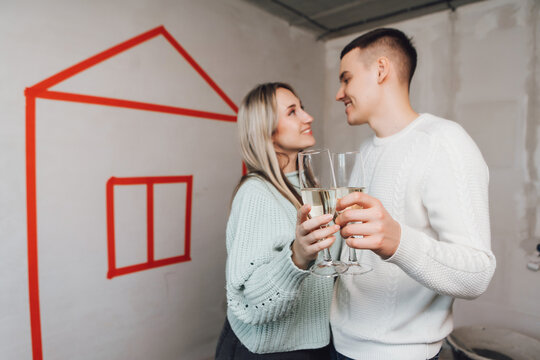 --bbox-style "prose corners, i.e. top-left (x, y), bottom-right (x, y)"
top-left (331, 28), bottom-right (496, 360)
